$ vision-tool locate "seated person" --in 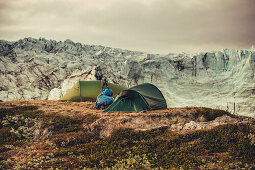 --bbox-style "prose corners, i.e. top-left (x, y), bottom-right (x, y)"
top-left (95, 89), bottom-right (114, 109)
